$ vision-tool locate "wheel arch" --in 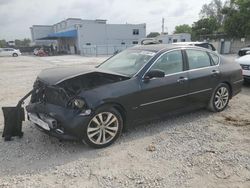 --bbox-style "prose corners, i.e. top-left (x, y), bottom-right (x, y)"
top-left (95, 102), bottom-right (127, 130)
top-left (221, 81), bottom-right (233, 99)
